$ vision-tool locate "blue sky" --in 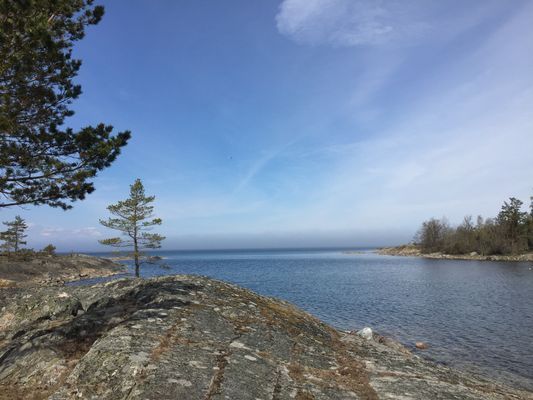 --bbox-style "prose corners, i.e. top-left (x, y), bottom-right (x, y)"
top-left (4, 0), bottom-right (533, 251)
